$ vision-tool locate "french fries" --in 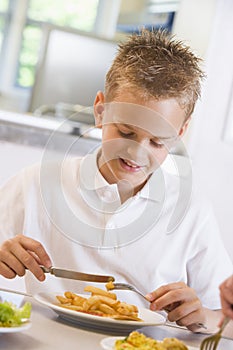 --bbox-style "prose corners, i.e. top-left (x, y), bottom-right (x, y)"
top-left (105, 281), bottom-right (115, 291)
top-left (56, 286), bottom-right (142, 321)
